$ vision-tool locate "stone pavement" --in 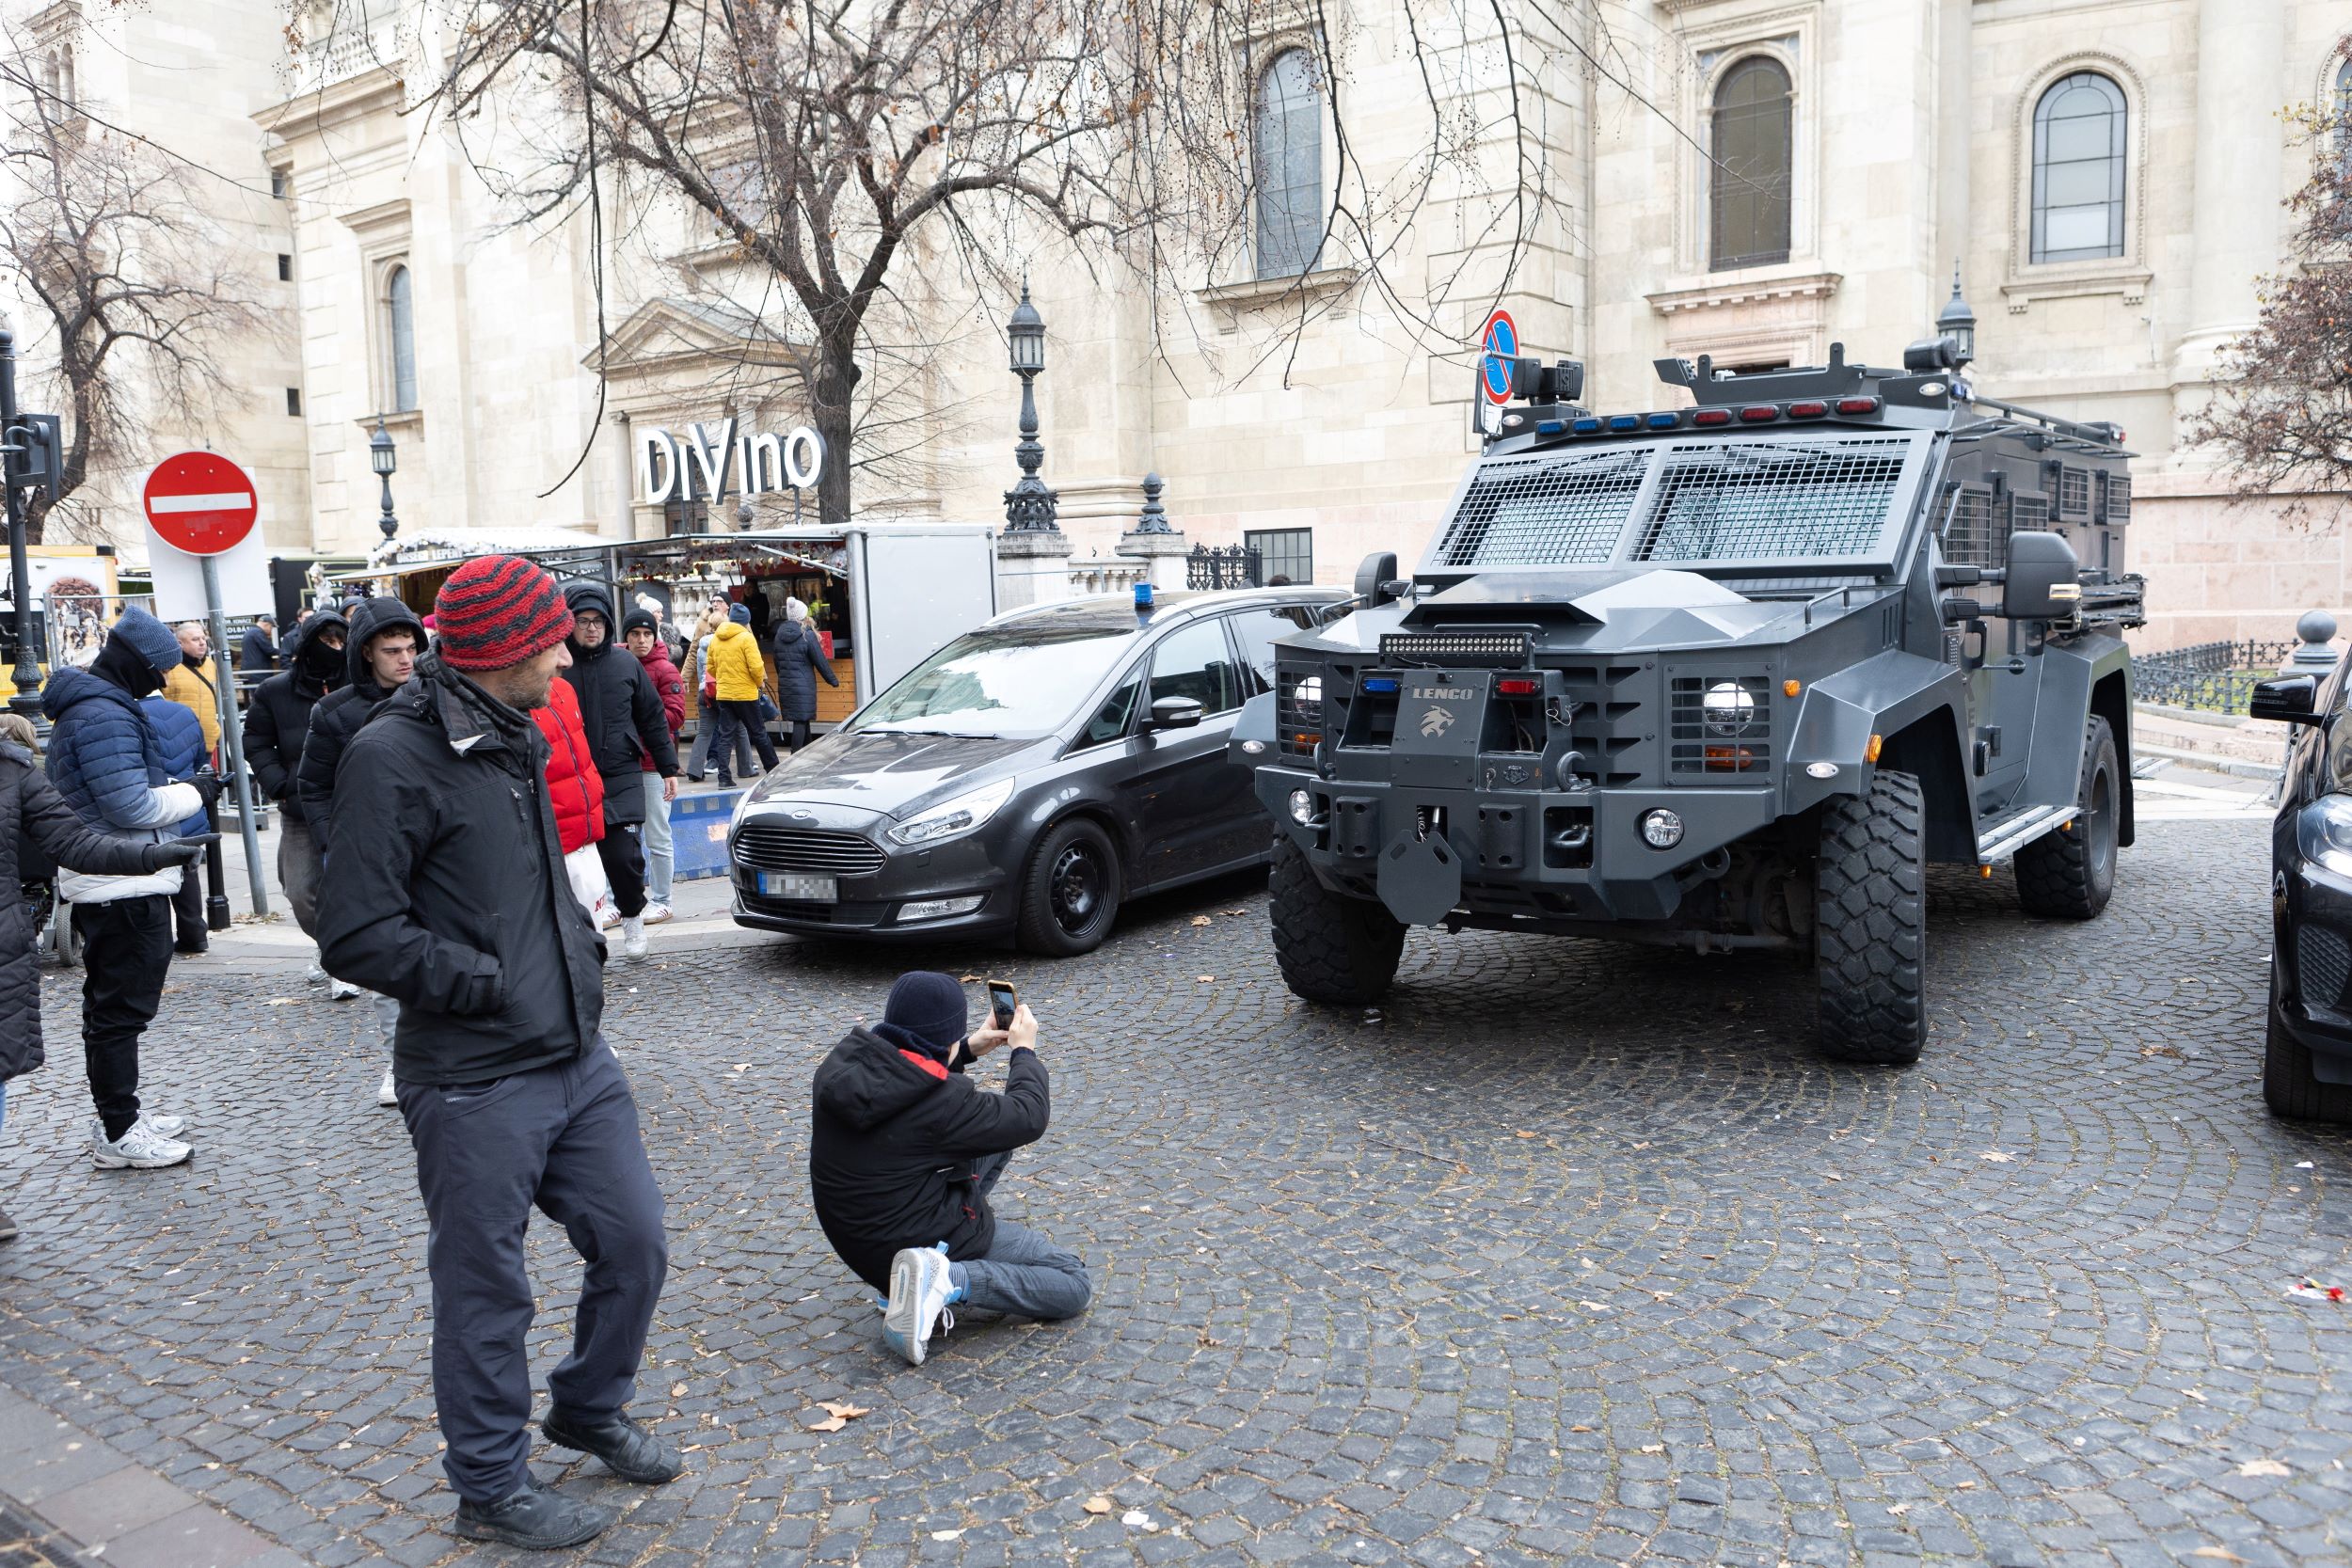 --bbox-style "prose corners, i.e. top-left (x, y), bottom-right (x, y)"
top-left (2, 814), bottom-right (2349, 1568)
